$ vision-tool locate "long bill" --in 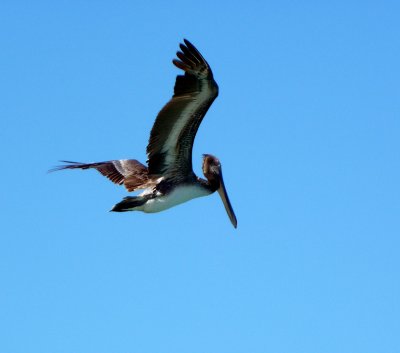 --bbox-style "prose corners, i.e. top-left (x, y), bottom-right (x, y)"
top-left (217, 174), bottom-right (238, 229)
